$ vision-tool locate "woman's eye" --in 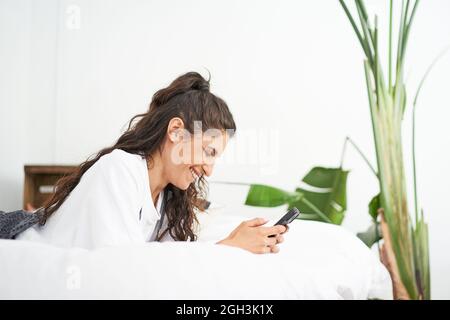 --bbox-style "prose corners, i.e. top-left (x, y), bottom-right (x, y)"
top-left (204, 147), bottom-right (216, 157)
